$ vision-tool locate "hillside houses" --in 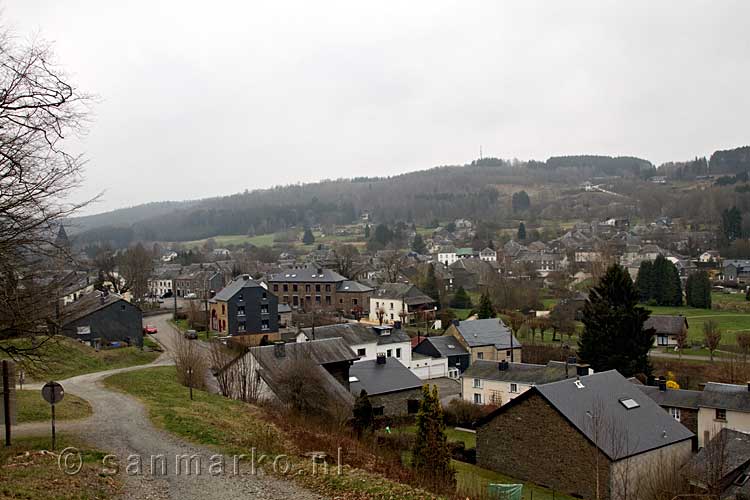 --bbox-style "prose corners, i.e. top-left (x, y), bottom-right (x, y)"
top-left (369, 283), bottom-right (436, 325)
